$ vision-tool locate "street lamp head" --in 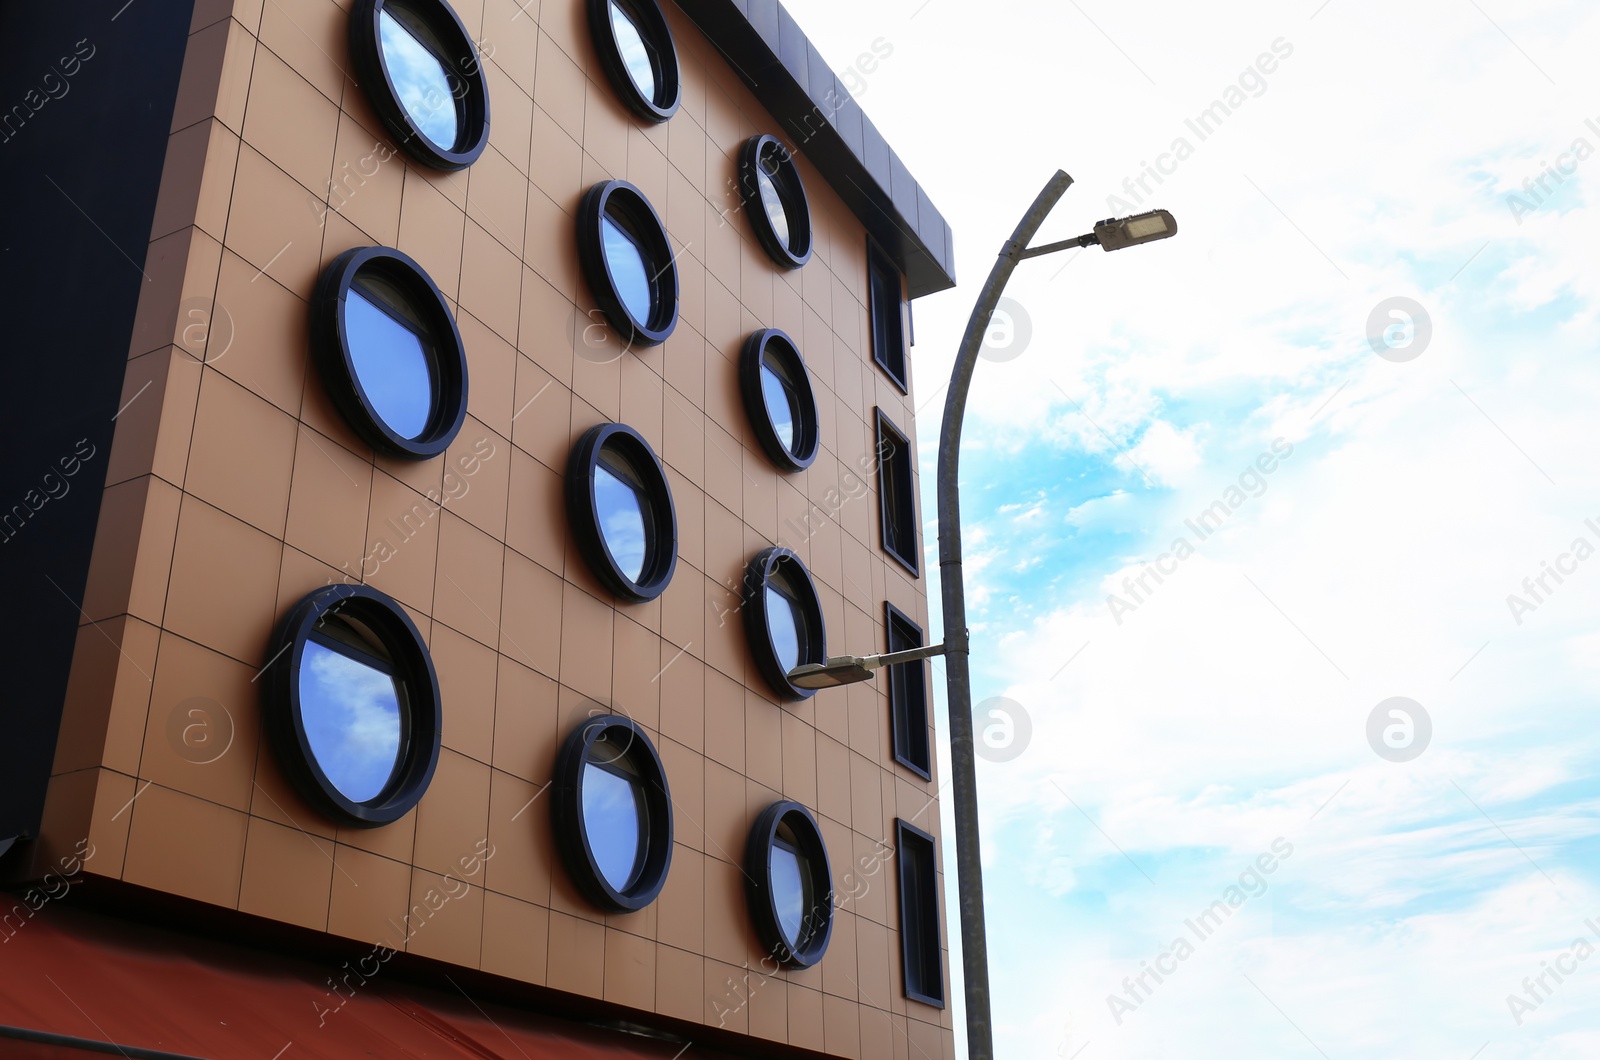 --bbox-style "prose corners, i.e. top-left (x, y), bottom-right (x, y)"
top-left (787, 643), bottom-right (947, 690)
top-left (1093, 209), bottom-right (1178, 251)
top-left (788, 657), bottom-right (877, 690)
